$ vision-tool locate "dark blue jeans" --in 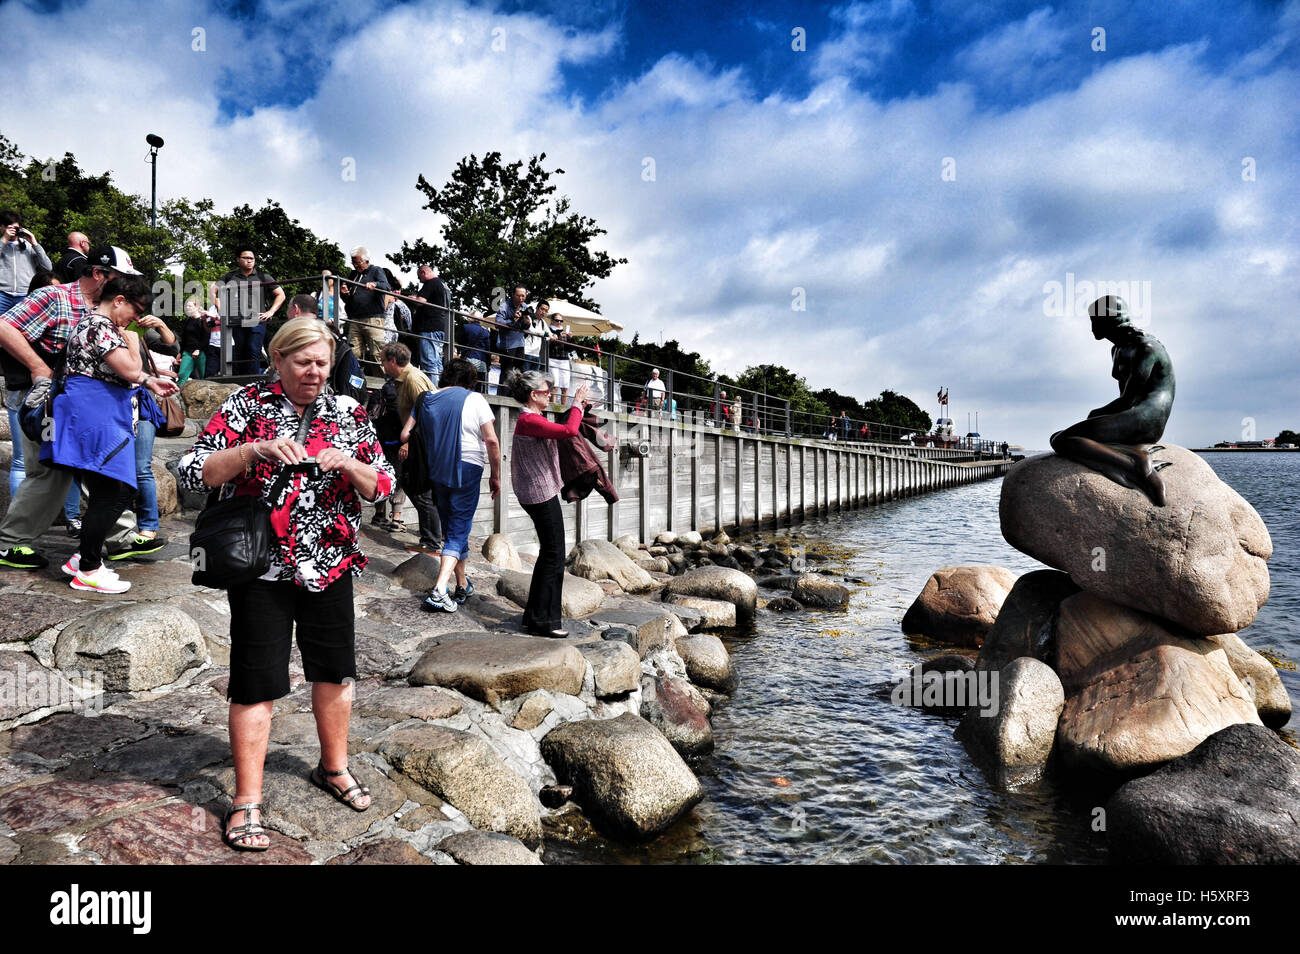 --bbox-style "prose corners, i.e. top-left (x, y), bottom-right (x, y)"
top-left (232, 322), bottom-right (266, 376)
